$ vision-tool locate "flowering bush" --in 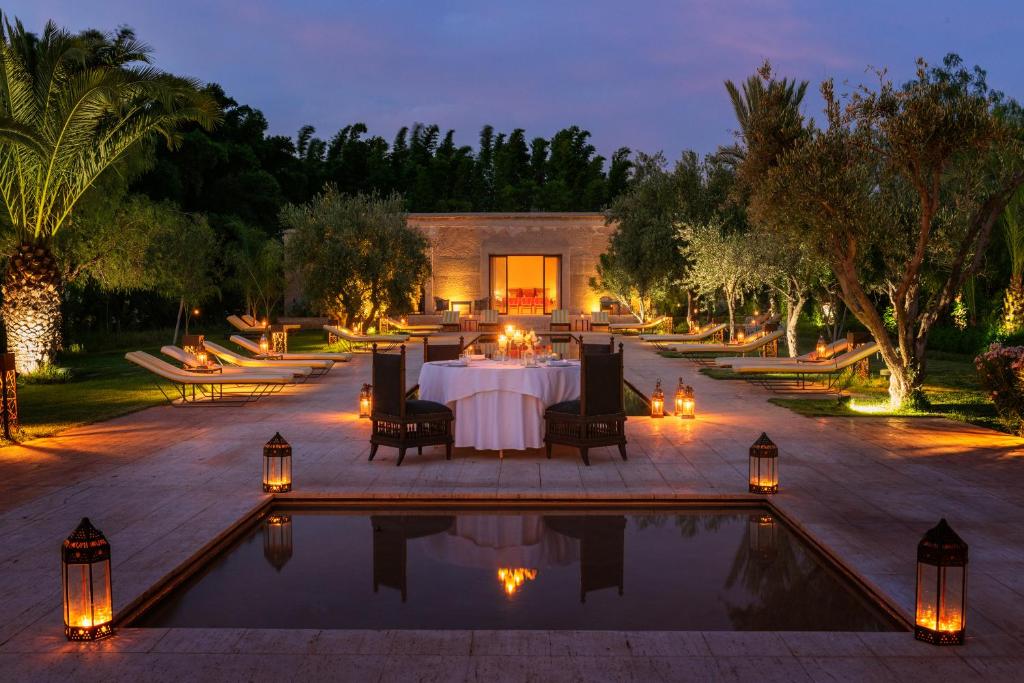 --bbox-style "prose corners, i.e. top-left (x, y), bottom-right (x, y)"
top-left (975, 343), bottom-right (1024, 434)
